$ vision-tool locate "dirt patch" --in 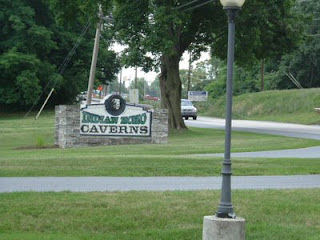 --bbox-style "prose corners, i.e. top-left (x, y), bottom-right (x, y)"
top-left (16, 145), bottom-right (60, 150)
